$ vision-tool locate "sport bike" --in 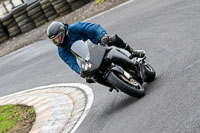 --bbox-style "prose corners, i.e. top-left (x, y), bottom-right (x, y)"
top-left (71, 40), bottom-right (156, 98)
